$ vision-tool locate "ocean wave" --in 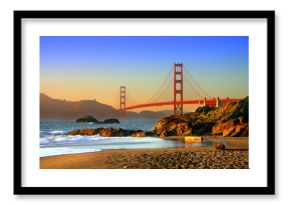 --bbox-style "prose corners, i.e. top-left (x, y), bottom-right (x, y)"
top-left (50, 130), bottom-right (66, 134)
top-left (40, 134), bottom-right (164, 147)
top-left (40, 147), bottom-right (102, 157)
